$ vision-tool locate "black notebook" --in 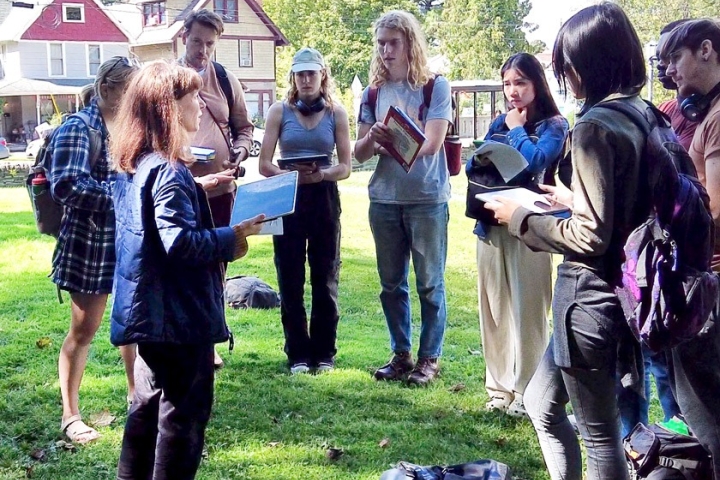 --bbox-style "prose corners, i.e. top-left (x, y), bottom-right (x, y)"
top-left (277, 154), bottom-right (331, 170)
